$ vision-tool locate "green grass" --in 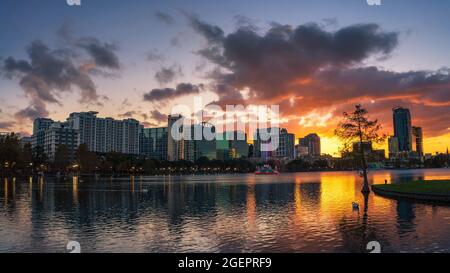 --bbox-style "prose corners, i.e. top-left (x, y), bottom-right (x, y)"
top-left (374, 180), bottom-right (450, 195)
